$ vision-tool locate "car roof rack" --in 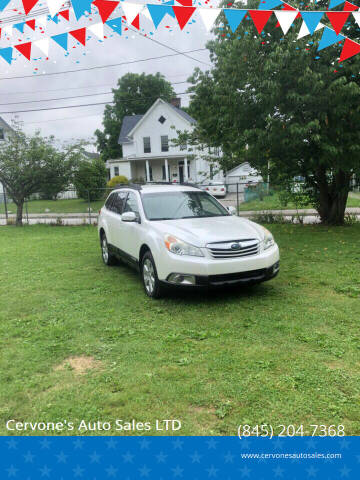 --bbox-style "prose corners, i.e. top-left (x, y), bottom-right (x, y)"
top-left (114, 181), bottom-right (200, 191)
top-left (114, 183), bottom-right (143, 191)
